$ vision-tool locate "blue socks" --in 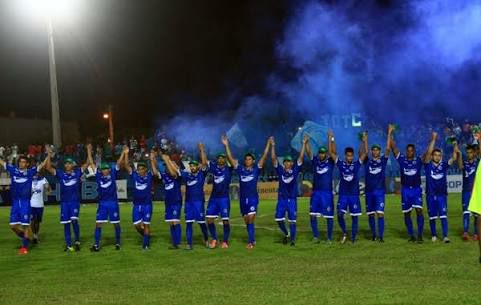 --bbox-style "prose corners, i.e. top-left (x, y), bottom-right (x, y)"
top-left (199, 223), bottom-right (209, 241)
top-left (64, 223), bottom-right (72, 247)
top-left (143, 234), bottom-right (150, 248)
top-left (378, 217), bottom-right (385, 240)
top-left (310, 217), bottom-right (319, 238)
top-left (463, 213), bottom-right (470, 233)
top-left (114, 224), bottom-right (121, 245)
top-left (72, 220), bottom-right (80, 242)
top-left (277, 221), bottom-right (288, 236)
top-left (327, 218), bottom-right (334, 241)
top-left (337, 214), bottom-right (347, 234)
top-left (417, 214), bottom-right (424, 237)
top-left (186, 222), bottom-right (193, 246)
top-left (246, 223), bottom-right (255, 243)
top-left (404, 215), bottom-right (414, 237)
top-left (289, 222), bottom-right (296, 242)
top-left (208, 222), bottom-right (217, 240)
top-left (351, 216), bottom-right (359, 242)
top-left (441, 218), bottom-right (448, 238)
top-left (368, 215), bottom-right (376, 238)
top-left (223, 223), bottom-right (230, 243)
top-left (429, 219), bottom-right (437, 237)
top-left (170, 224), bottom-right (182, 246)
top-left (94, 227), bottom-right (101, 246)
